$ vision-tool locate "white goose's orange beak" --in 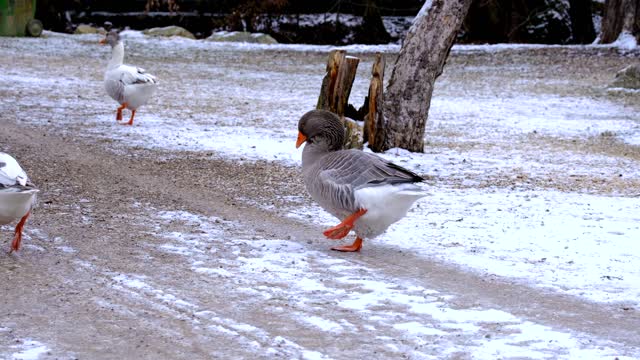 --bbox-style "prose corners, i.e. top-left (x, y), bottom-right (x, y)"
top-left (99, 38), bottom-right (107, 45)
top-left (296, 132), bottom-right (307, 149)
